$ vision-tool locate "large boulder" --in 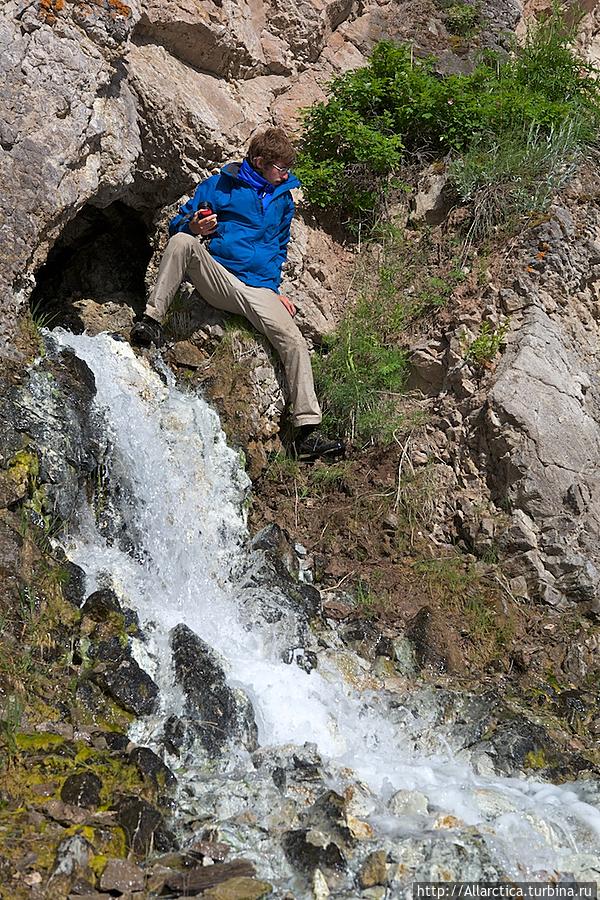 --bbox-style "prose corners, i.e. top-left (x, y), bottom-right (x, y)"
top-left (0, 0), bottom-right (142, 358)
top-left (169, 623), bottom-right (258, 758)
